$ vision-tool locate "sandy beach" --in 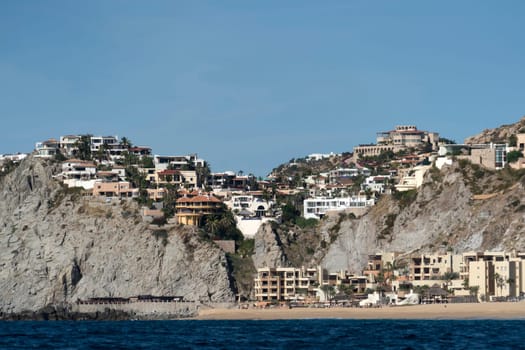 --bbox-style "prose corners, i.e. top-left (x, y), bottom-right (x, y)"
top-left (195, 302), bottom-right (525, 320)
